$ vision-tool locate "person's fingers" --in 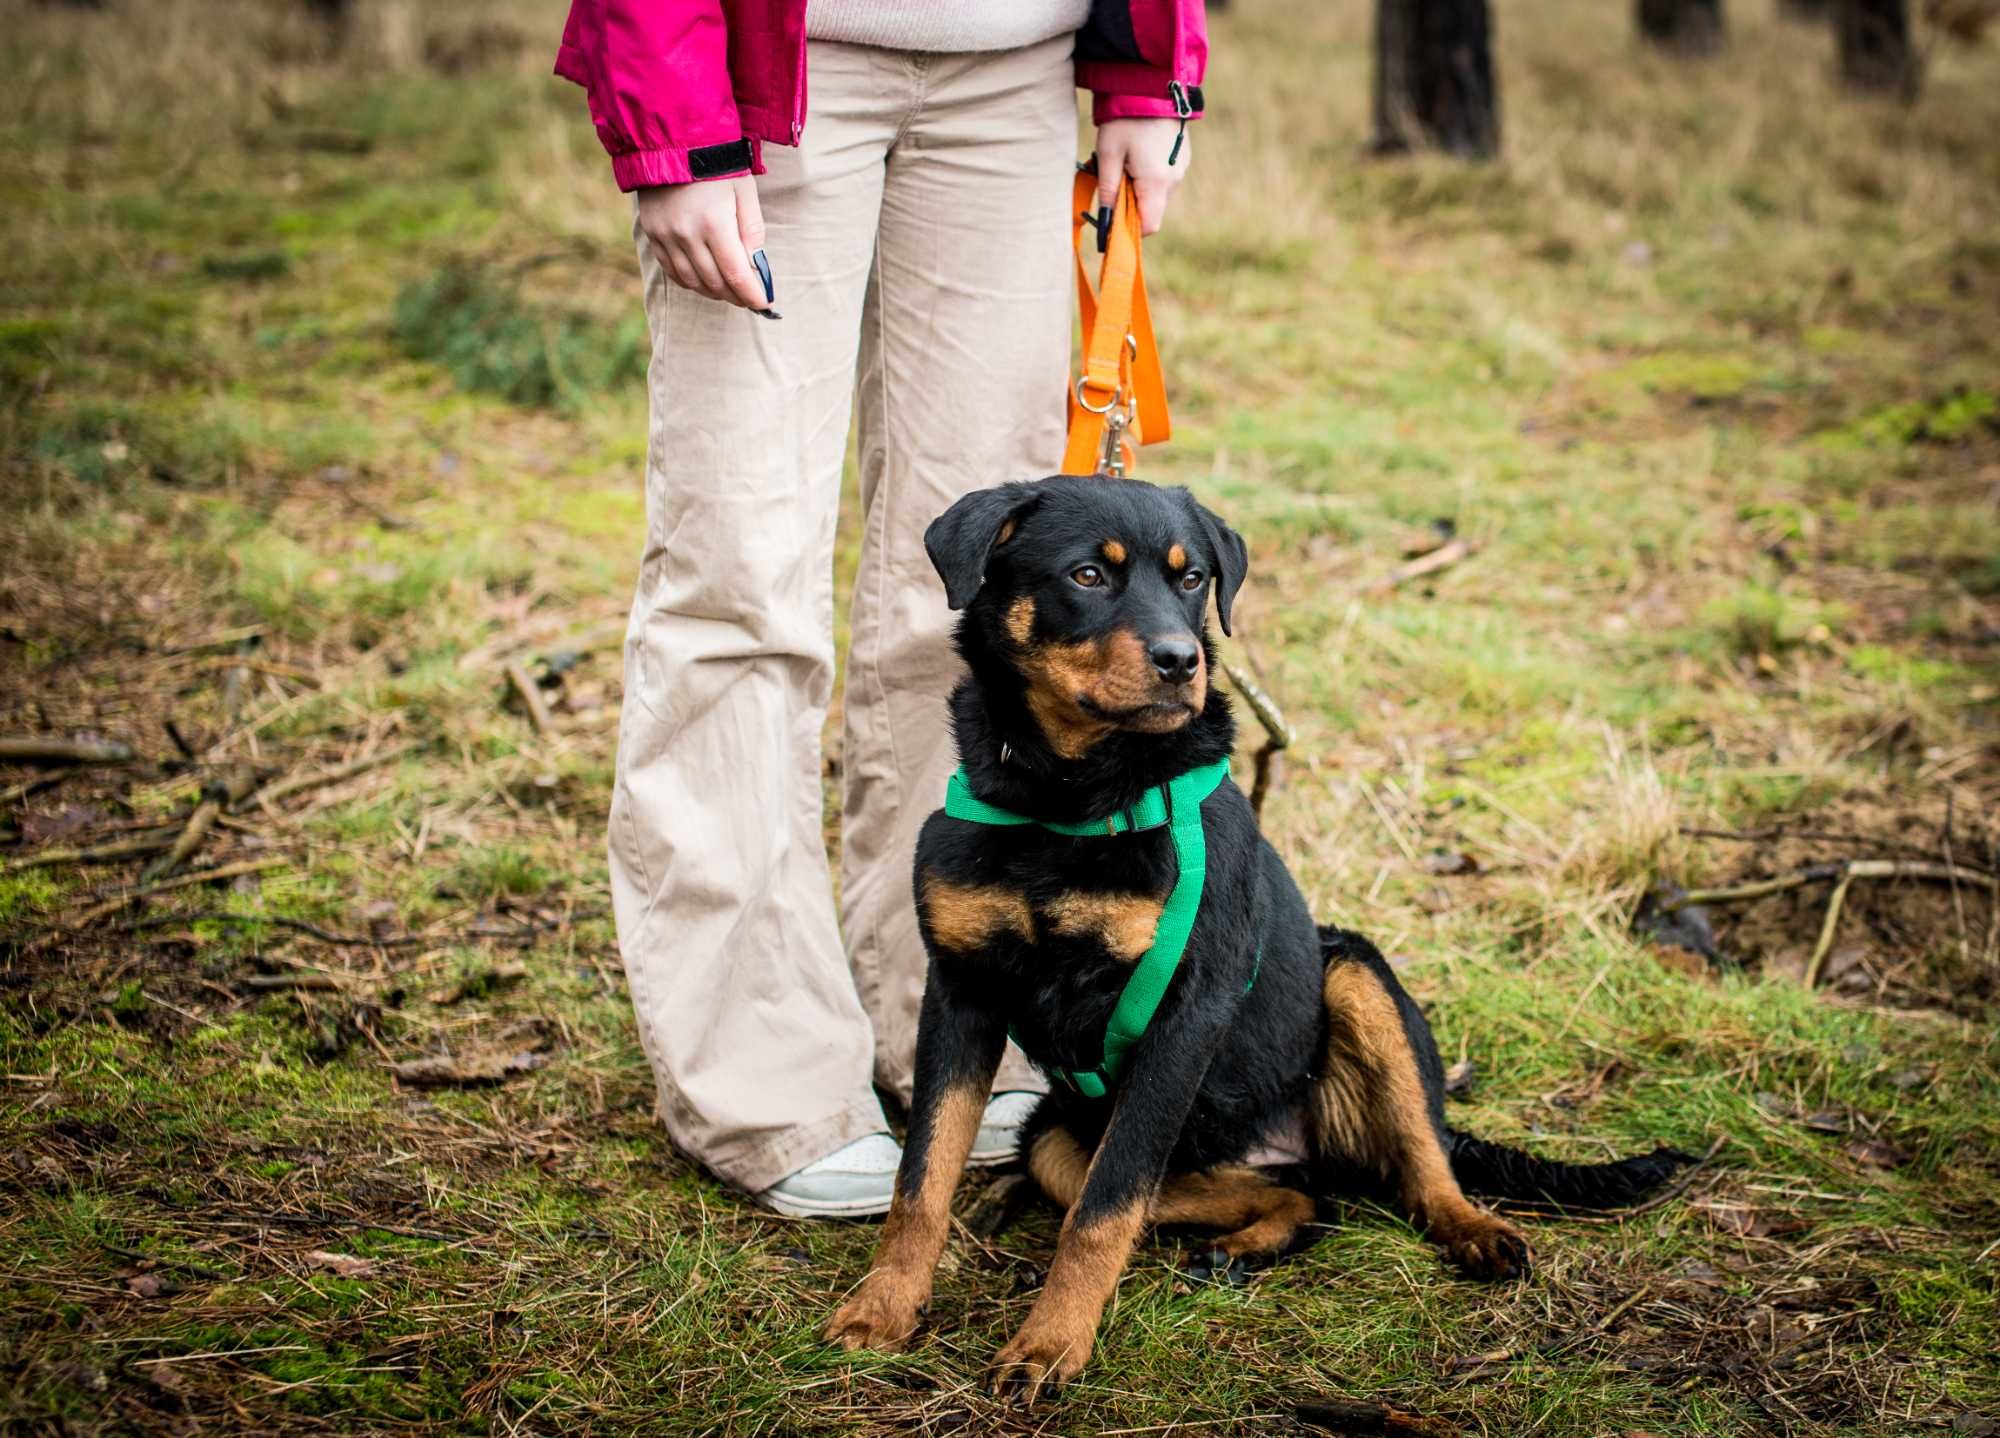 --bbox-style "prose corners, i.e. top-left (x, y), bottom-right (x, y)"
top-left (1133, 176), bottom-right (1170, 236)
top-left (679, 233), bottom-right (731, 302)
top-left (733, 176), bottom-right (767, 255)
top-left (661, 242), bottom-right (702, 296)
top-left (702, 206), bottom-right (768, 310)
top-left (1095, 133), bottom-right (1126, 211)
